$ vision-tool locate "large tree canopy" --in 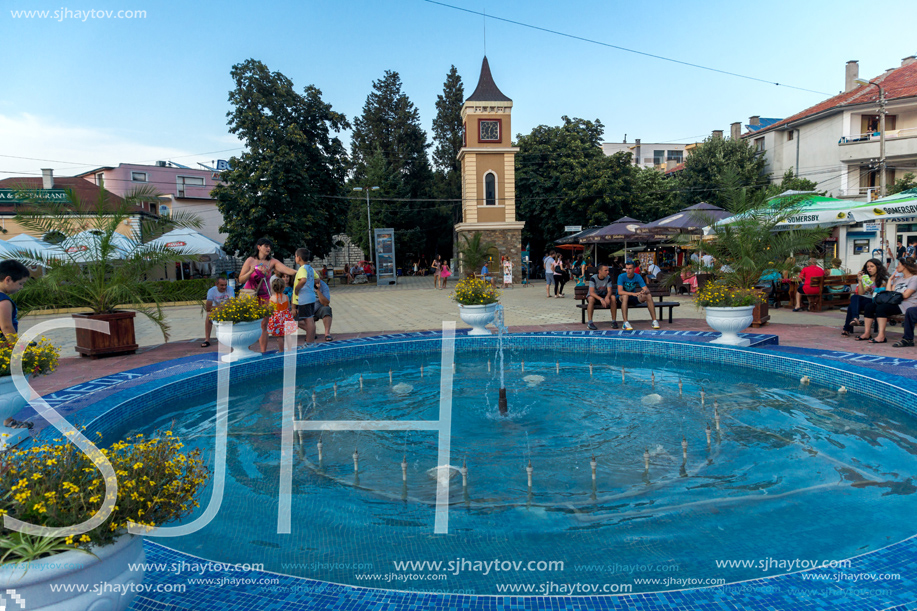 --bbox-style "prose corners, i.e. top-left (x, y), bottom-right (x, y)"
top-left (431, 65), bottom-right (464, 204)
top-left (212, 59), bottom-right (349, 260)
top-left (675, 136), bottom-right (769, 209)
top-left (515, 117), bottom-right (635, 256)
